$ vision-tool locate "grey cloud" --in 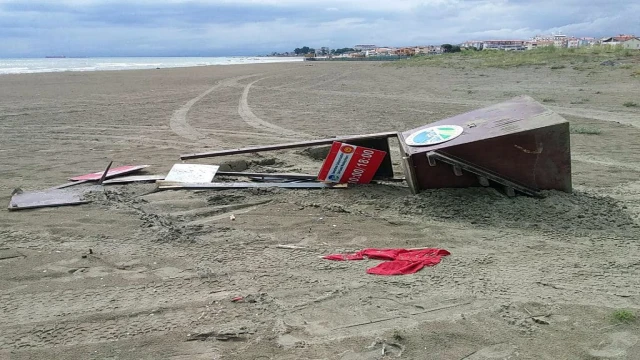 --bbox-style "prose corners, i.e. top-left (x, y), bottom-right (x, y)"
top-left (0, 0), bottom-right (637, 57)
